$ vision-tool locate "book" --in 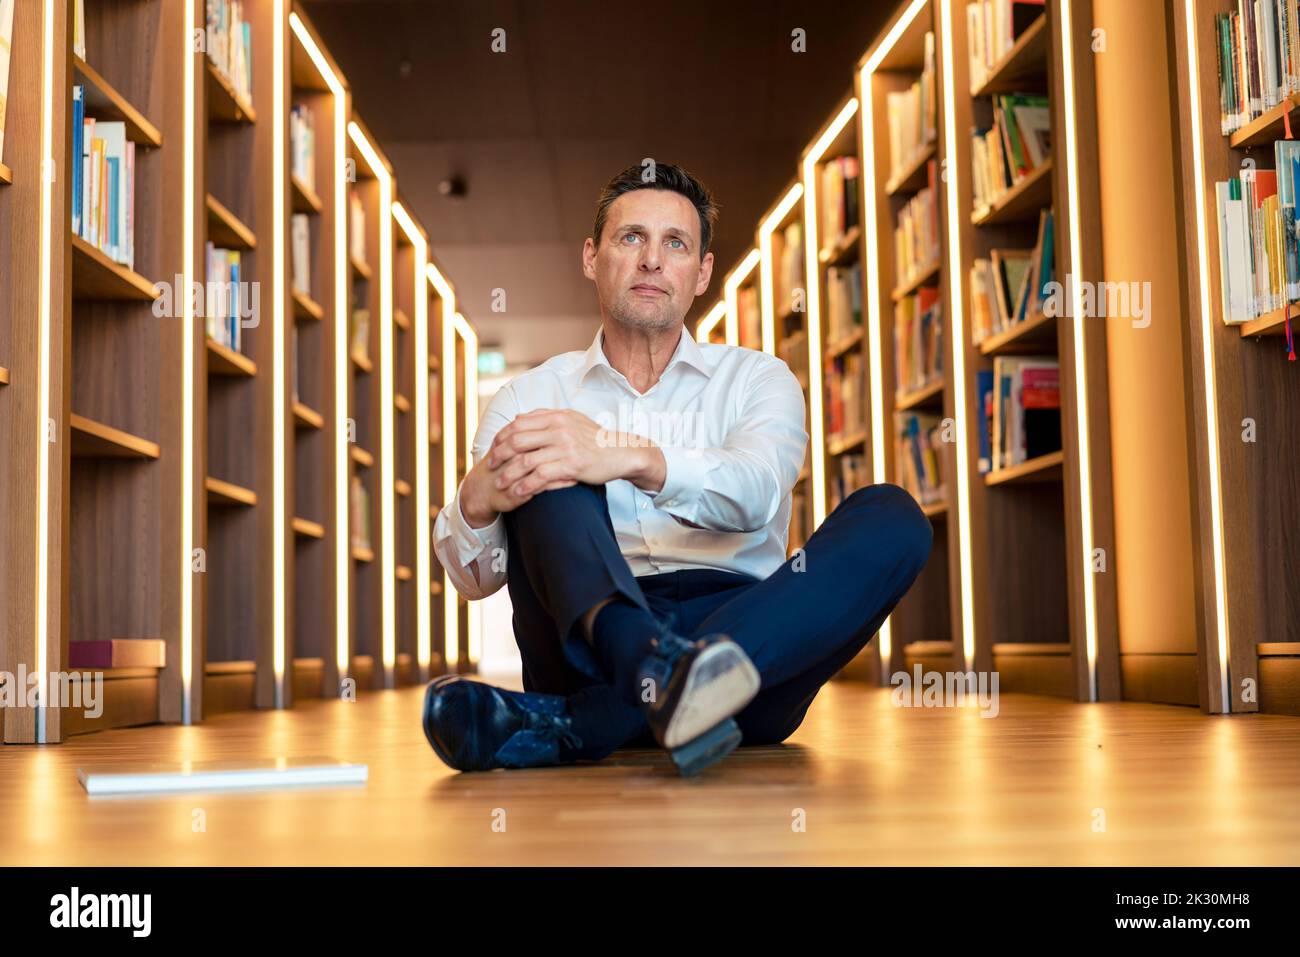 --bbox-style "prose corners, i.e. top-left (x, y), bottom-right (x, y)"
top-left (349, 191), bottom-right (367, 265)
top-left (894, 160), bottom-right (940, 286)
top-left (206, 0), bottom-right (253, 103)
top-left (976, 369), bottom-right (995, 473)
top-left (971, 93), bottom-right (1051, 211)
top-left (291, 212), bottom-right (310, 294)
top-left (895, 287), bottom-right (943, 395)
top-left (987, 356), bottom-right (1061, 470)
top-left (825, 350), bottom-right (864, 441)
top-left (894, 410), bottom-right (946, 507)
top-left (0, 0), bottom-right (13, 165)
top-left (1213, 3), bottom-right (1300, 135)
top-left (291, 103), bottom-right (315, 190)
top-left (350, 307), bottom-right (370, 360)
top-left (73, 0), bottom-right (85, 59)
top-left (967, 0), bottom-right (1047, 89)
top-left (829, 452), bottom-right (869, 512)
top-left (886, 30), bottom-right (938, 179)
top-left (205, 244), bottom-right (245, 352)
top-left (826, 261), bottom-right (863, 345)
top-left (819, 155), bottom-right (860, 249)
